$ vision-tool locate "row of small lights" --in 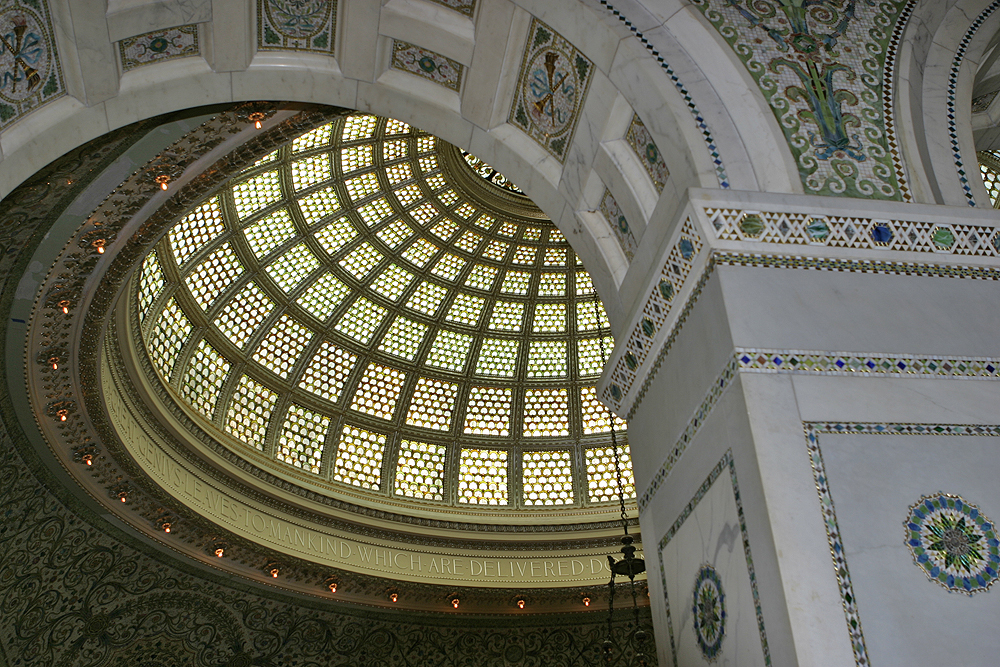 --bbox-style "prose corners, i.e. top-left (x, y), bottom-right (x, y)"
top-left (73, 434), bottom-right (598, 611)
top-left (73, 110), bottom-right (274, 262)
top-left (58, 111), bottom-right (602, 612)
